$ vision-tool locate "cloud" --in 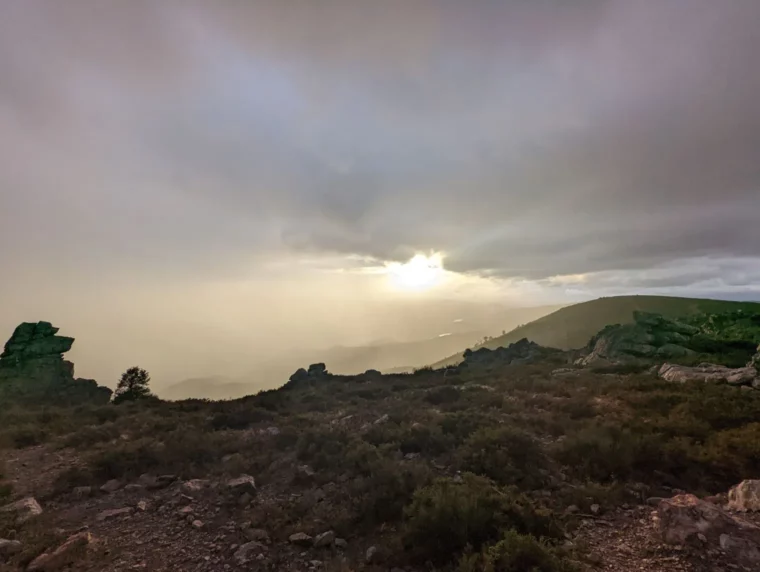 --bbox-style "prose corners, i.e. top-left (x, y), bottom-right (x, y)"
top-left (1, 0), bottom-right (759, 369)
